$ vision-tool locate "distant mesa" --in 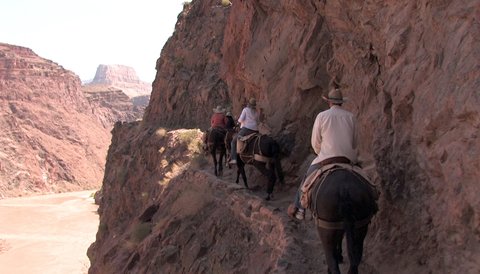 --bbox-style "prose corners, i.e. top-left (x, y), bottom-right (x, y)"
top-left (85, 64), bottom-right (151, 98)
top-left (81, 64), bottom-right (151, 127)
